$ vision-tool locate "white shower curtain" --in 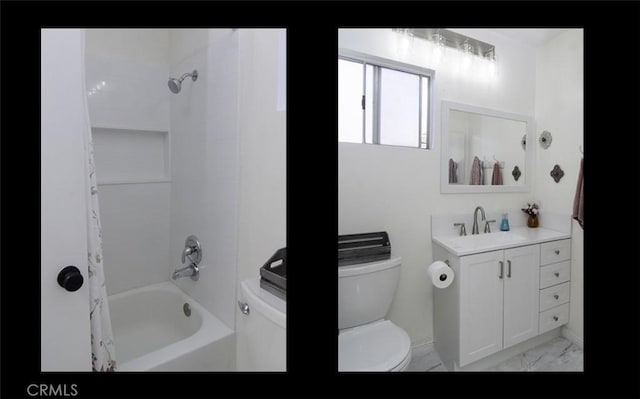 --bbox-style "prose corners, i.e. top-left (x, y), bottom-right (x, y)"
top-left (81, 31), bottom-right (117, 371)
